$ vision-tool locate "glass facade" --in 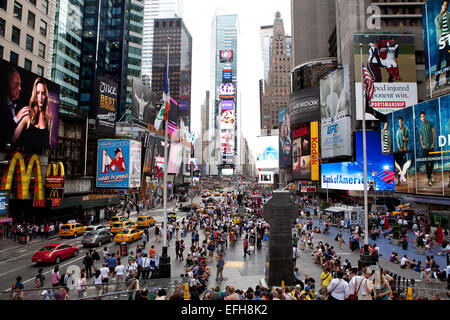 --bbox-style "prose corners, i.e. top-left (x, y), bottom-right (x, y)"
top-left (51, 0), bottom-right (83, 109)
